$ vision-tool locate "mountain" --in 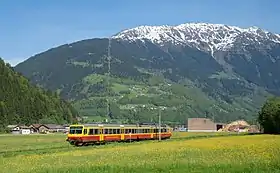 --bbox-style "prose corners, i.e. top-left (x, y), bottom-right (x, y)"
top-left (113, 23), bottom-right (280, 54)
top-left (14, 22), bottom-right (280, 124)
top-left (0, 58), bottom-right (78, 131)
